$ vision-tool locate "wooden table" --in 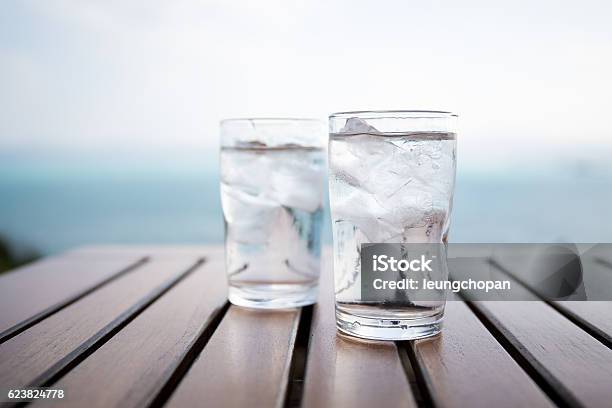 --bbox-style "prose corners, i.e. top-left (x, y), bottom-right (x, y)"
top-left (1, 245), bottom-right (611, 408)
